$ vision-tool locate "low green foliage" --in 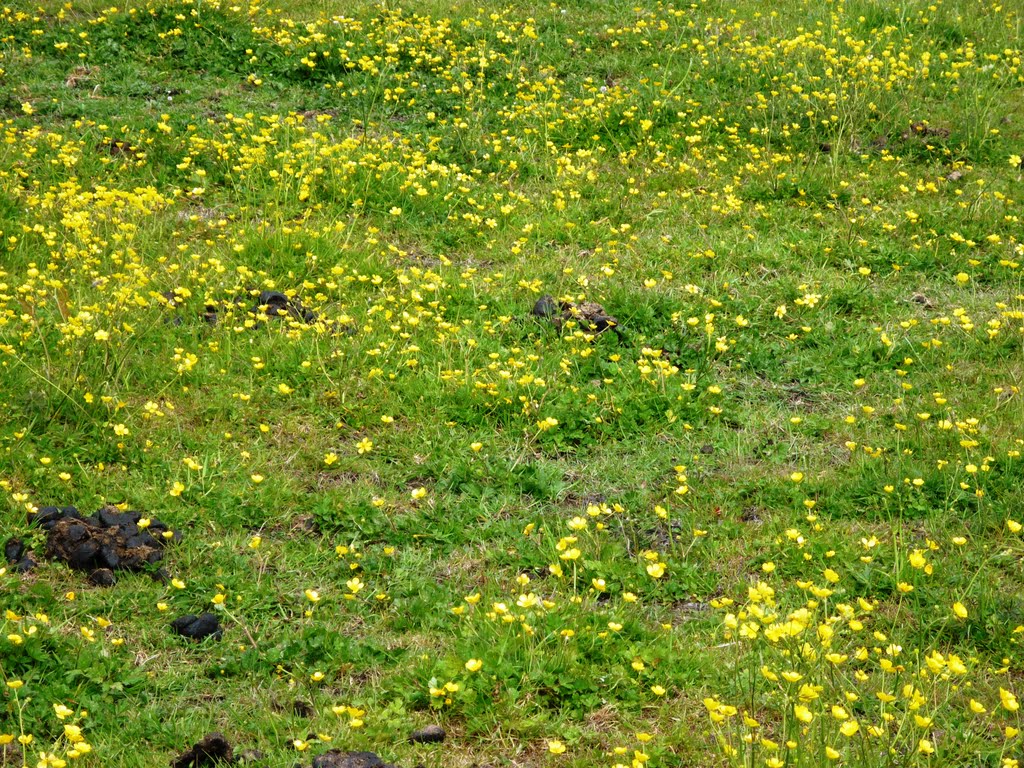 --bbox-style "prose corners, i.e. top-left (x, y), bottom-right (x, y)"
top-left (1, 0), bottom-right (1024, 766)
